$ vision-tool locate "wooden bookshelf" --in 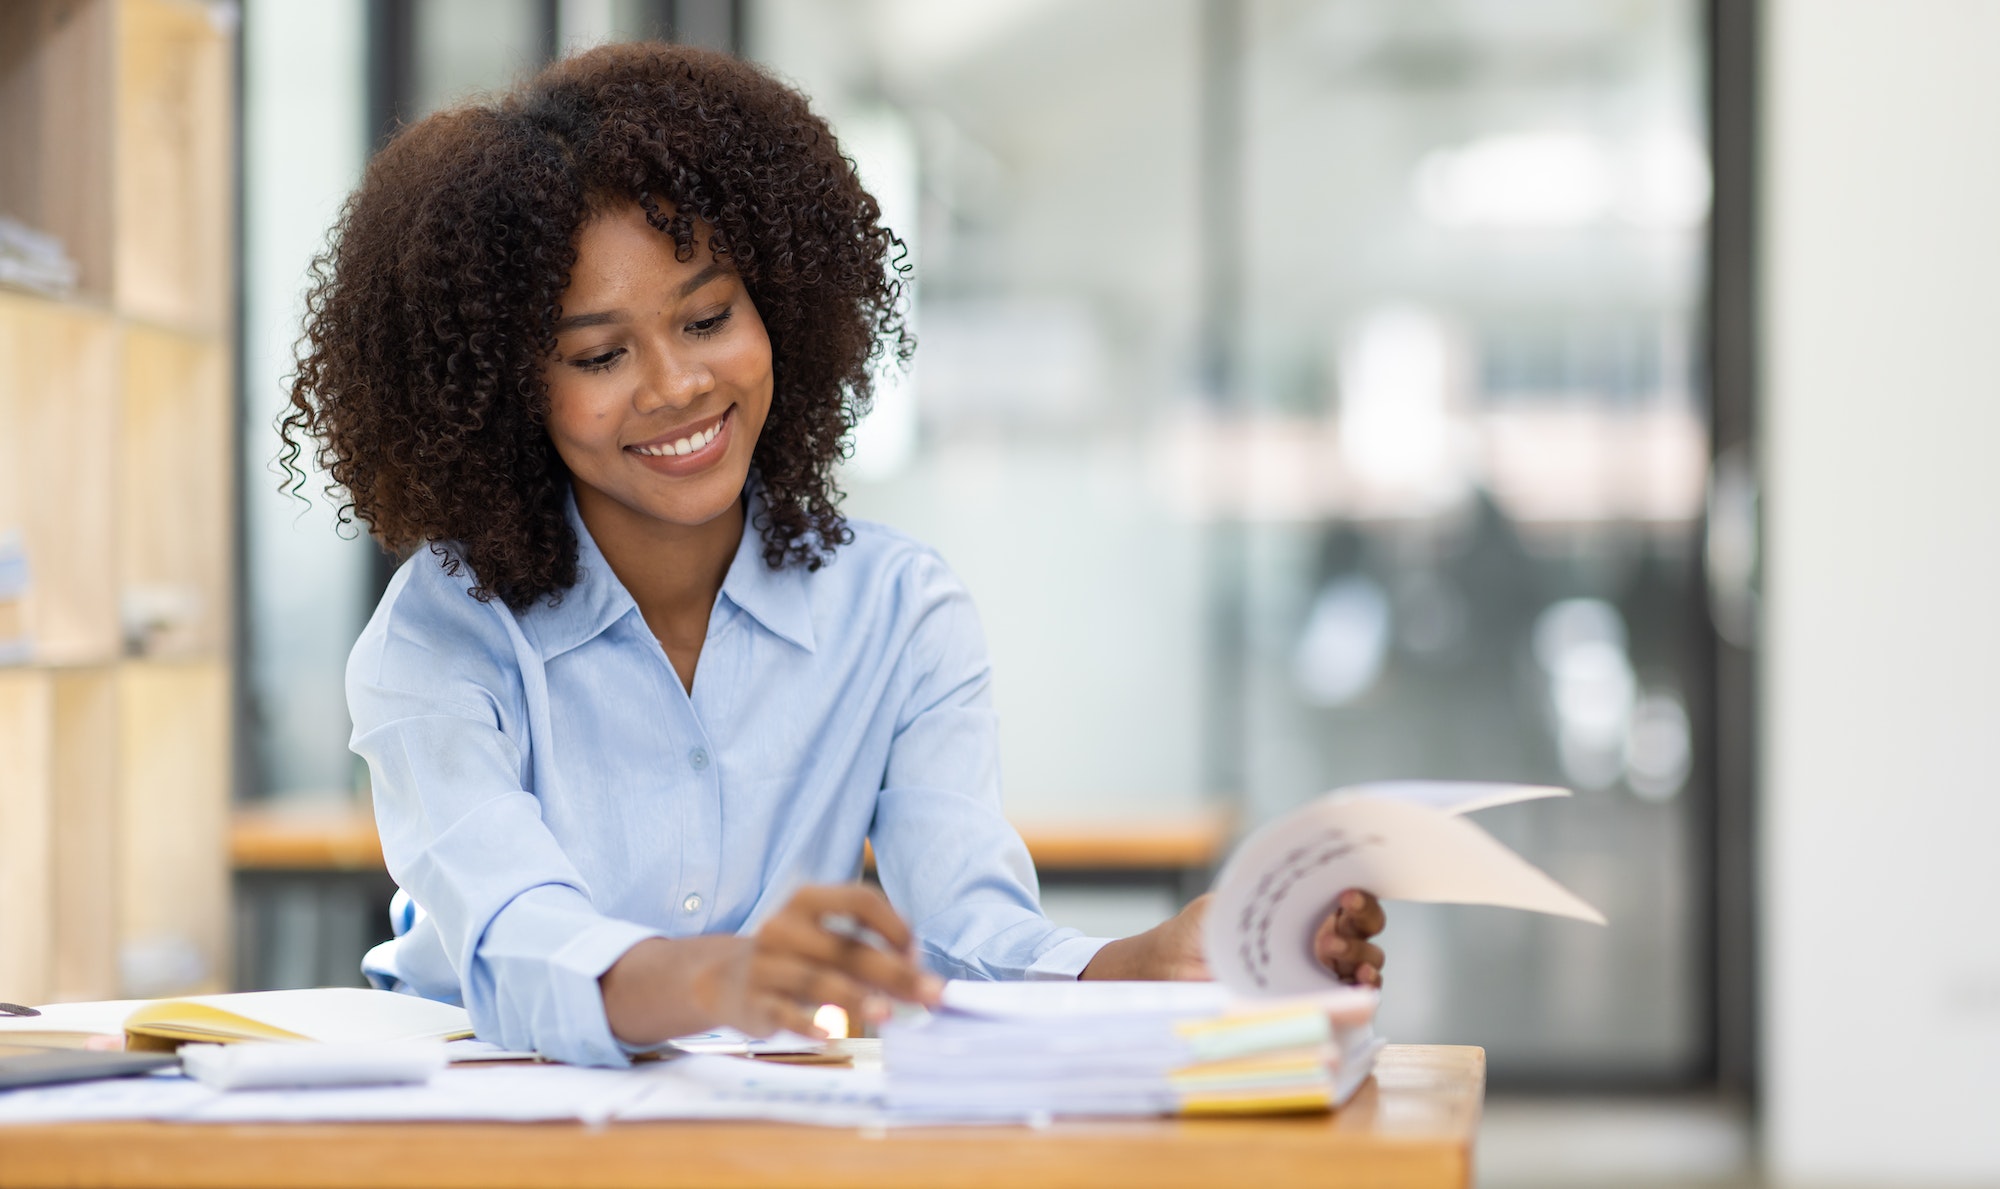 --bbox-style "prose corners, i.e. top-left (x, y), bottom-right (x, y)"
top-left (0, 0), bottom-right (235, 1006)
